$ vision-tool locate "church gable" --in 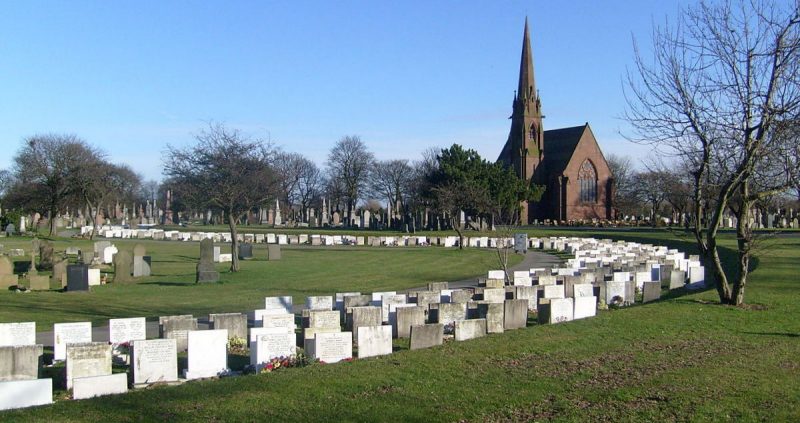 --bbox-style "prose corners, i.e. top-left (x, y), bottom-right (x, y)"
top-left (561, 124), bottom-right (610, 179)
